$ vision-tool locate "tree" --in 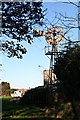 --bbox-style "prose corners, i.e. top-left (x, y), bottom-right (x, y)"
top-left (1, 81), bottom-right (11, 96)
top-left (1, 2), bottom-right (45, 58)
top-left (54, 45), bottom-right (80, 120)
